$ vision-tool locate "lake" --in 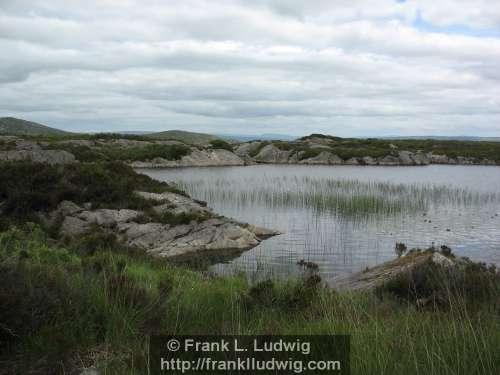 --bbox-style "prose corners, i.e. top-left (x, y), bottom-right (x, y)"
top-left (141, 165), bottom-right (500, 283)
